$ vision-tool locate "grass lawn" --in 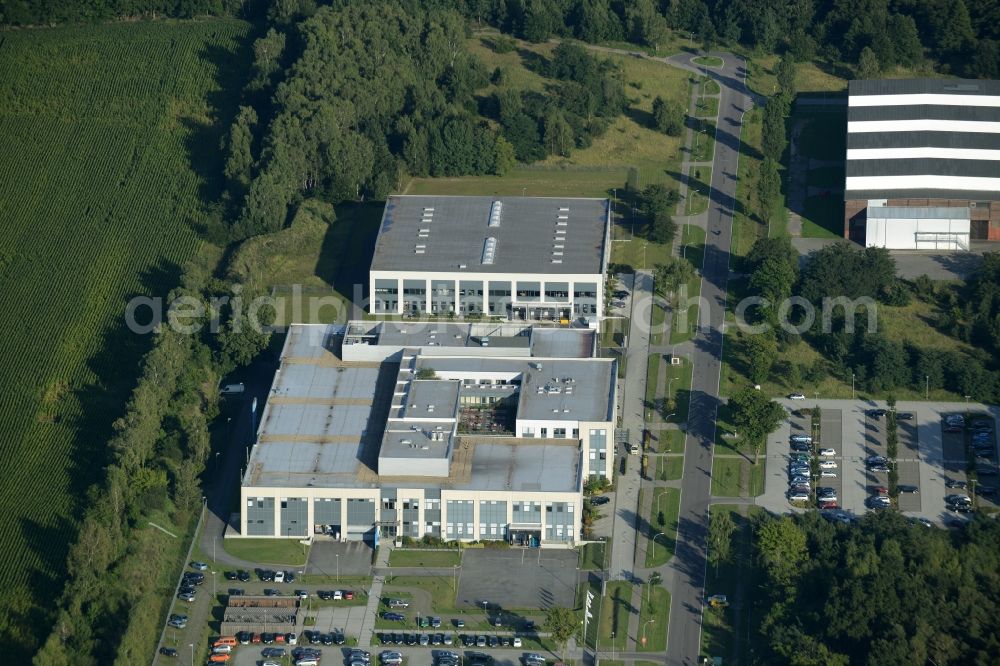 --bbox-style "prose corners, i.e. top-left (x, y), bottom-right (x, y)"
top-left (730, 110), bottom-right (765, 258)
top-left (611, 238), bottom-right (674, 270)
top-left (801, 195), bottom-right (843, 237)
top-left (670, 225), bottom-right (705, 344)
top-left (388, 550), bottom-right (460, 568)
top-left (684, 166), bottom-right (712, 215)
top-left (645, 353), bottom-right (662, 412)
top-left (702, 78), bottom-right (721, 95)
top-left (650, 302), bottom-right (667, 345)
top-left (598, 582), bottom-right (633, 650)
top-left (601, 316), bottom-right (631, 348)
top-left (644, 487), bottom-right (680, 567)
top-left (656, 455), bottom-right (684, 481)
top-left (221, 538), bottom-right (309, 565)
top-left (690, 120), bottom-right (716, 162)
top-left (407, 166), bottom-right (626, 199)
top-left (650, 429), bottom-right (685, 453)
top-left (711, 457), bottom-right (765, 497)
top-left (382, 576), bottom-right (457, 612)
top-left (663, 360), bottom-right (693, 423)
top-left (701, 606), bottom-right (733, 663)
top-left (694, 55), bottom-right (723, 67)
top-left (694, 95), bottom-right (719, 119)
top-left (579, 542), bottom-right (607, 571)
top-left (637, 585), bottom-right (670, 651)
